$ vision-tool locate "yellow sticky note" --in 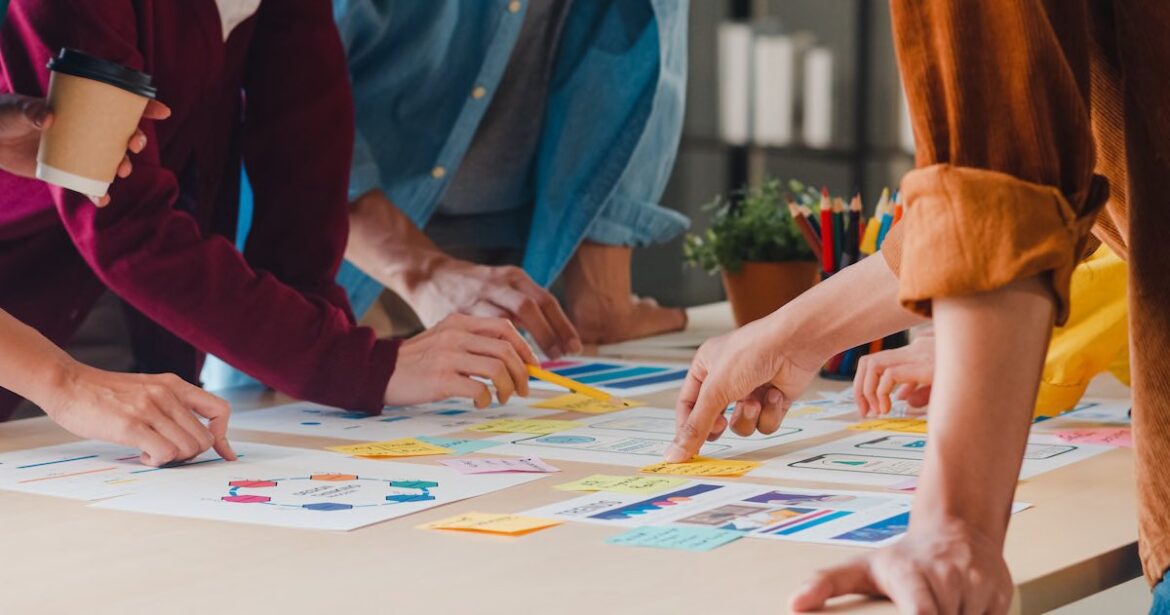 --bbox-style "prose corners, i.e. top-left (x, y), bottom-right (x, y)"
top-left (554, 474), bottom-right (688, 494)
top-left (848, 418), bottom-right (929, 434)
top-left (787, 405), bottom-right (825, 419)
top-left (326, 437), bottom-right (451, 458)
top-left (419, 512), bottom-right (562, 536)
top-left (638, 457), bottom-right (760, 477)
top-left (464, 418), bottom-right (582, 435)
top-left (532, 393), bottom-right (645, 414)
